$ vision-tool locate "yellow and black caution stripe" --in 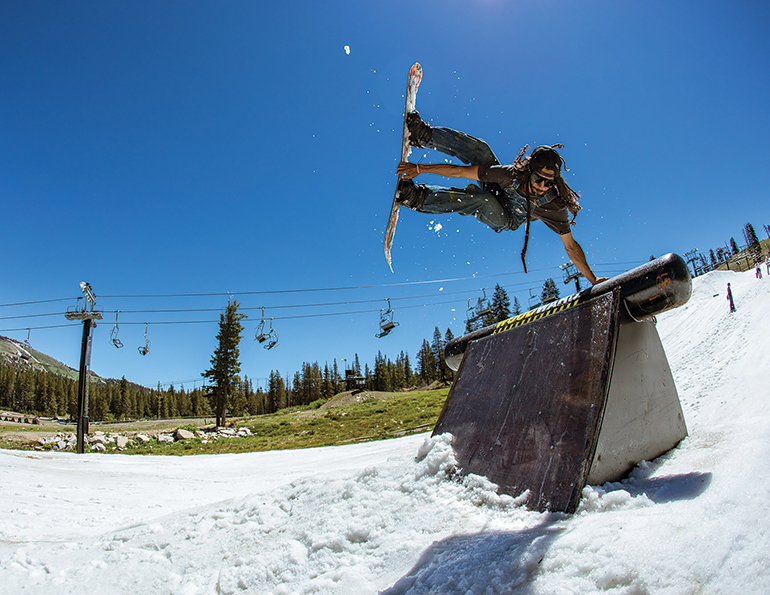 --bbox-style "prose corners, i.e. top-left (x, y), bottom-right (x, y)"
top-left (493, 293), bottom-right (582, 334)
